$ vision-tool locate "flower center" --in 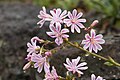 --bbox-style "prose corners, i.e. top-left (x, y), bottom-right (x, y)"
top-left (71, 18), bottom-right (77, 23)
top-left (56, 32), bottom-right (62, 37)
top-left (90, 38), bottom-right (96, 44)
